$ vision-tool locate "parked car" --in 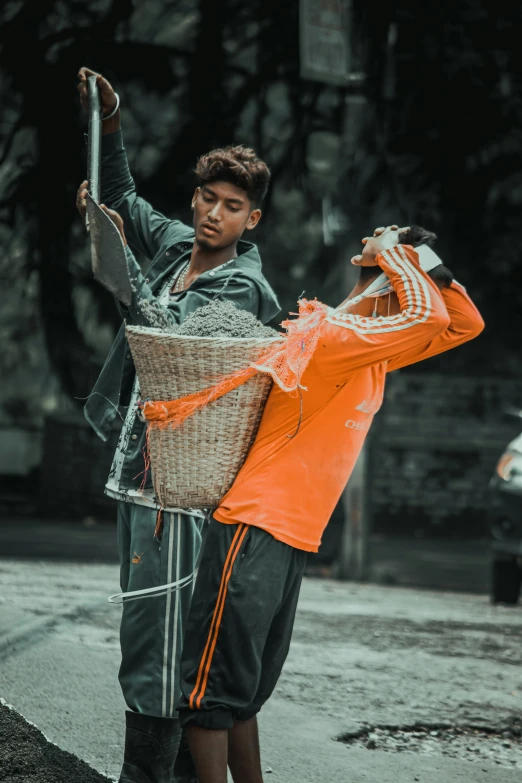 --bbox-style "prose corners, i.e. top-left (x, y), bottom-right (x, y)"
top-left (489, 409), bottom-right (522, 605)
